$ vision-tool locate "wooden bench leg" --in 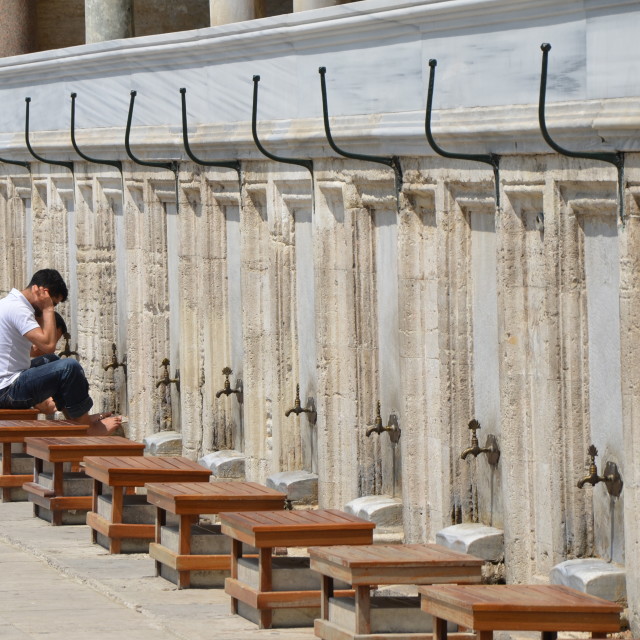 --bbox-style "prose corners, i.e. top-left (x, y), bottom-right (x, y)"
top-left (33, 458), bottom-right (44, 518)
top-left (91, 479), bottom-right (102, 543)
top-left (435, 617), bottom-right (449, 640)
top-left (230, 538), bottom-right (242, 615)
top-left (320, 575), bottom-right (334, 621)
top-left (109, 486), bottom-right (123, 554)
top-left (478, 631), bottom-right (493, 640)
top-left (51, 462), bottom-right (64, 526)
top-left (2, 442), bottom-right (12, 503)
top-left (258, 547), bottom-right (273, 630)
top-left (541, 633), bottom-right (557, 640)
top-left (355, 585), bottom-right (371, 635)
top-left (177, 514), bottom-right (193, 589)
